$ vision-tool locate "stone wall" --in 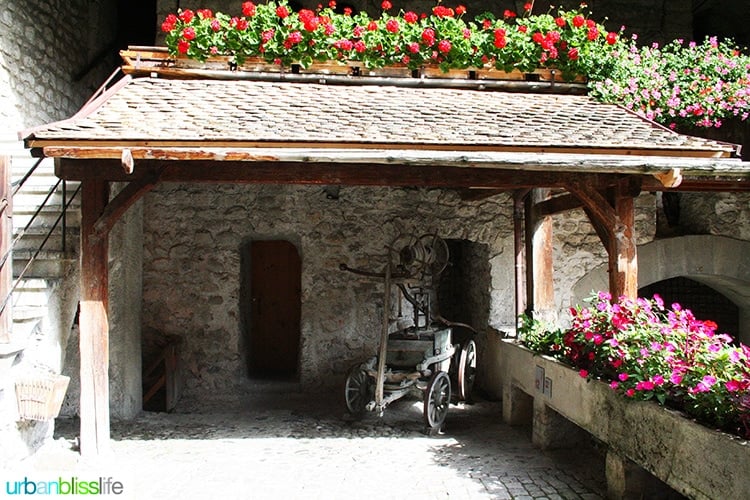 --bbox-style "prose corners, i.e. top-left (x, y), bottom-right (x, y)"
top-left (141, 184), bottom-right (516, 402)
top-left (0, 0), bottom-right (118, 131)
